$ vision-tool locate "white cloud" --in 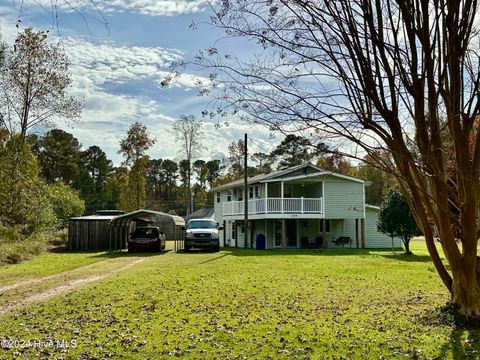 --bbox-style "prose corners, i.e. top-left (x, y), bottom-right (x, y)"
top-left (63, 36), bottom-right (211, 89)
top-left (22, 0), bottom-right (211, 17)
top-left (64, 37), bottom-right (273, 165)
